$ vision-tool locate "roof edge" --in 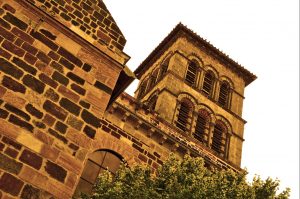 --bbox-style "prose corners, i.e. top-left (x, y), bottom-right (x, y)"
top-left (134, 23), bottom-right (257, 86)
